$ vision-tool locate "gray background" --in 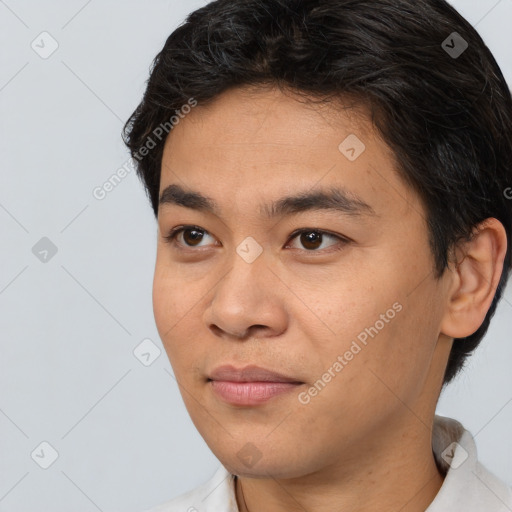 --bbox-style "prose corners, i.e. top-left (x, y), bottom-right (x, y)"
top-left (0, 1), bottom-right (511, 511)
